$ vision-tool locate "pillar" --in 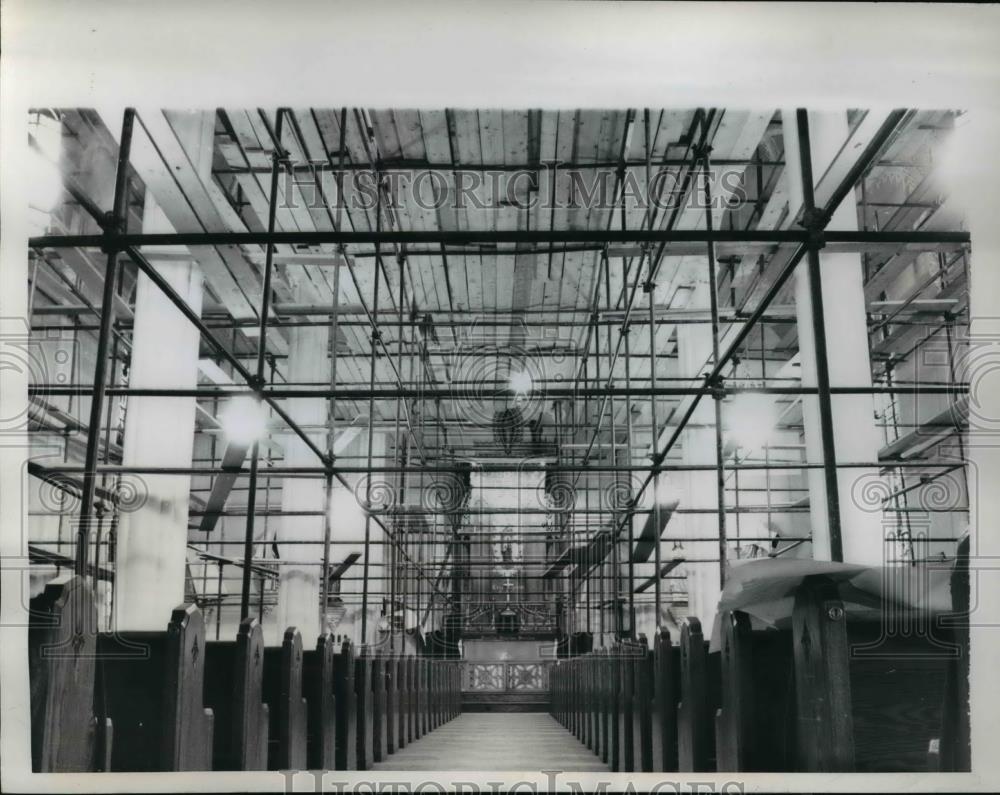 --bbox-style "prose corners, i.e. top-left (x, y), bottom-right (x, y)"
top-left (333, 431), bottom-right (385, 647)
top-left (113, 112), bottom-right (212, 630)
top-left (275, 276), bottom-right (330, 644)
top-left (782, 110), bottom-right (884, 565)
top-left (674, 279), bottom-right (723, 629)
